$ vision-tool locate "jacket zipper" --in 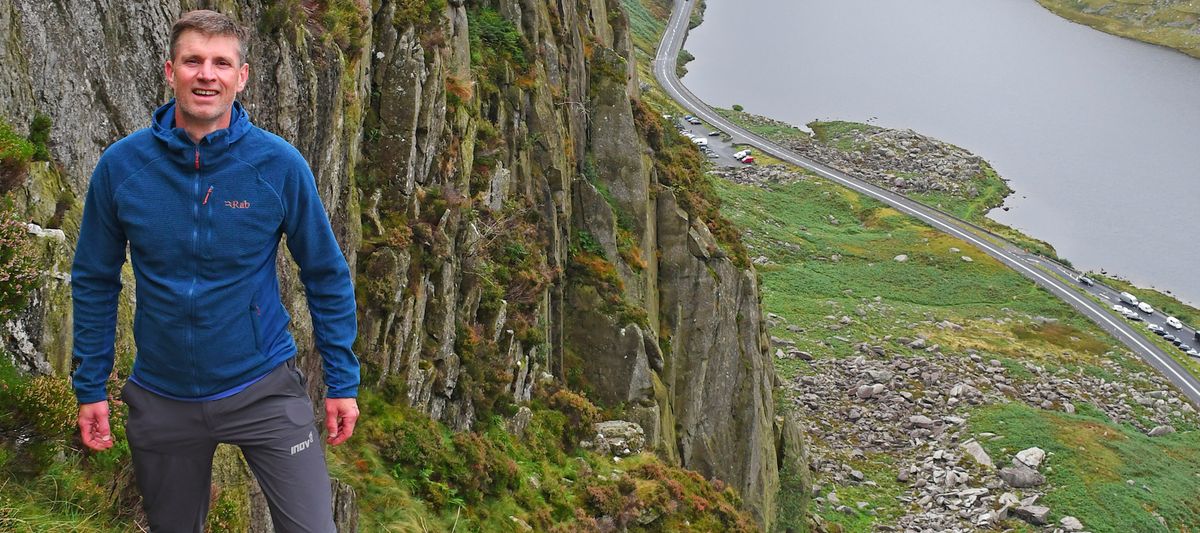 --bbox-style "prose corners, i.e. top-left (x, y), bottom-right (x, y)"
top-left (187, 146), bottom-right (201, 395)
